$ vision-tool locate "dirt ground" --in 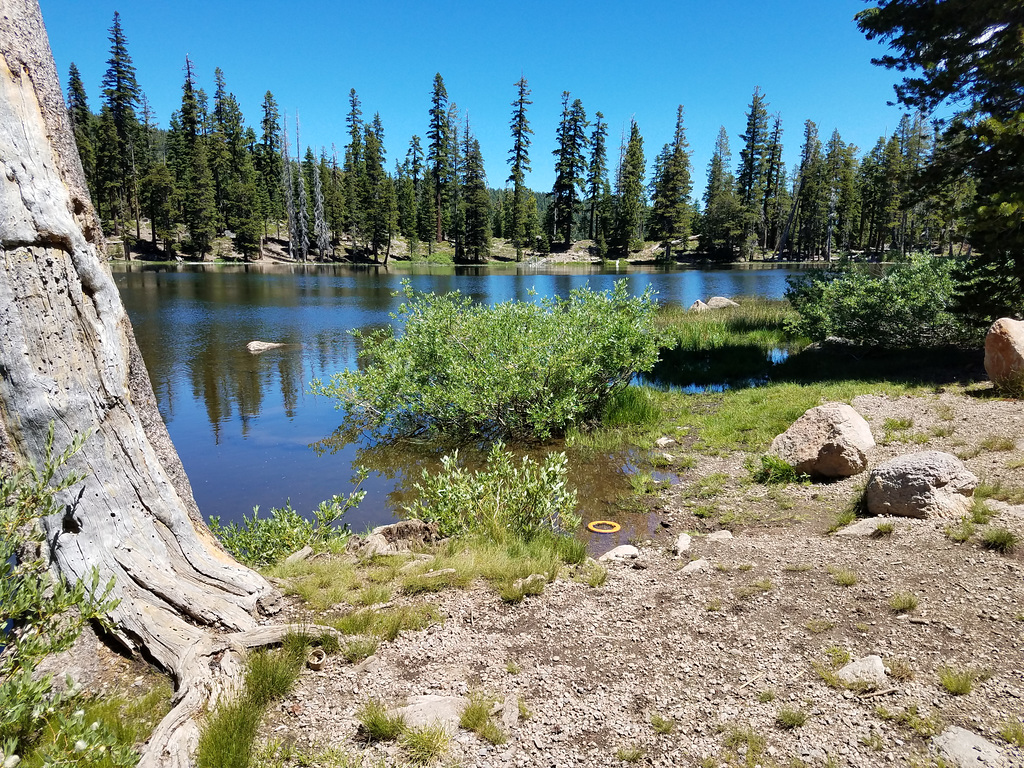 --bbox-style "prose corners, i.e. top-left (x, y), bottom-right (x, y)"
top-left (250, 388), bottom-right (1024, 767)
